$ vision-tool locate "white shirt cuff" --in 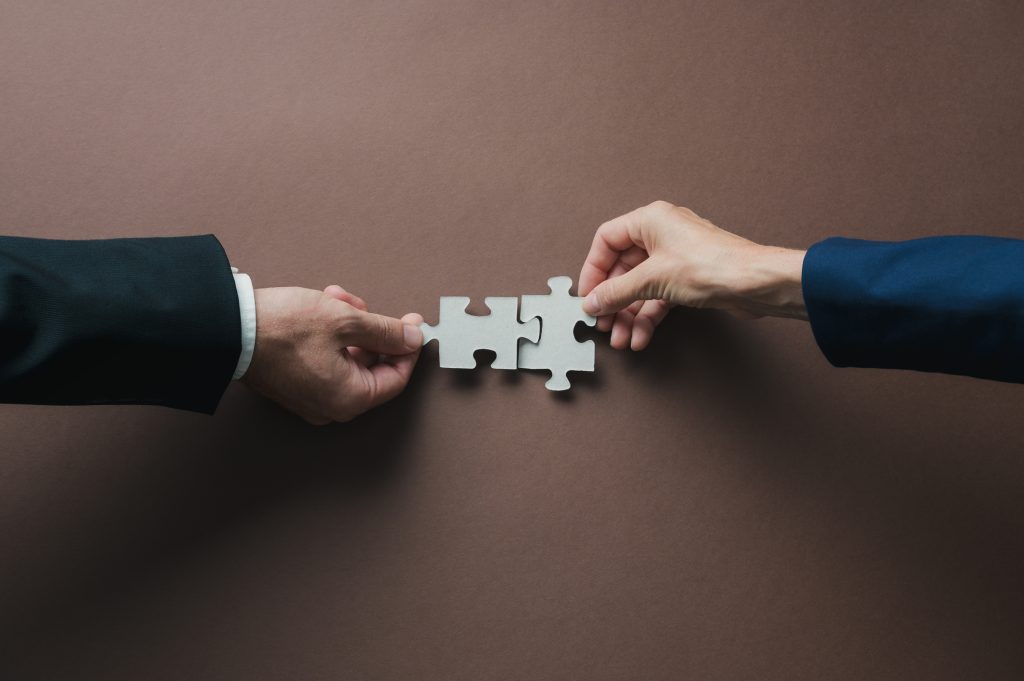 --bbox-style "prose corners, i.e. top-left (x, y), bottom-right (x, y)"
top-left (231, 267), bottom-right (256, 380)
